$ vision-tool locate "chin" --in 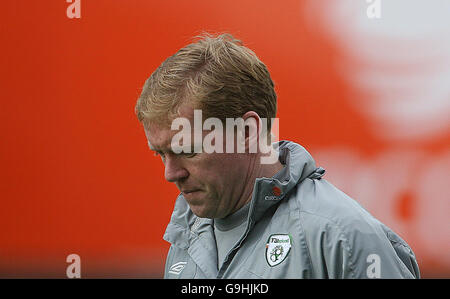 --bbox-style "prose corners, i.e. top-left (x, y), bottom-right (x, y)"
top-left (189, 205), bottom-right (216, 219)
